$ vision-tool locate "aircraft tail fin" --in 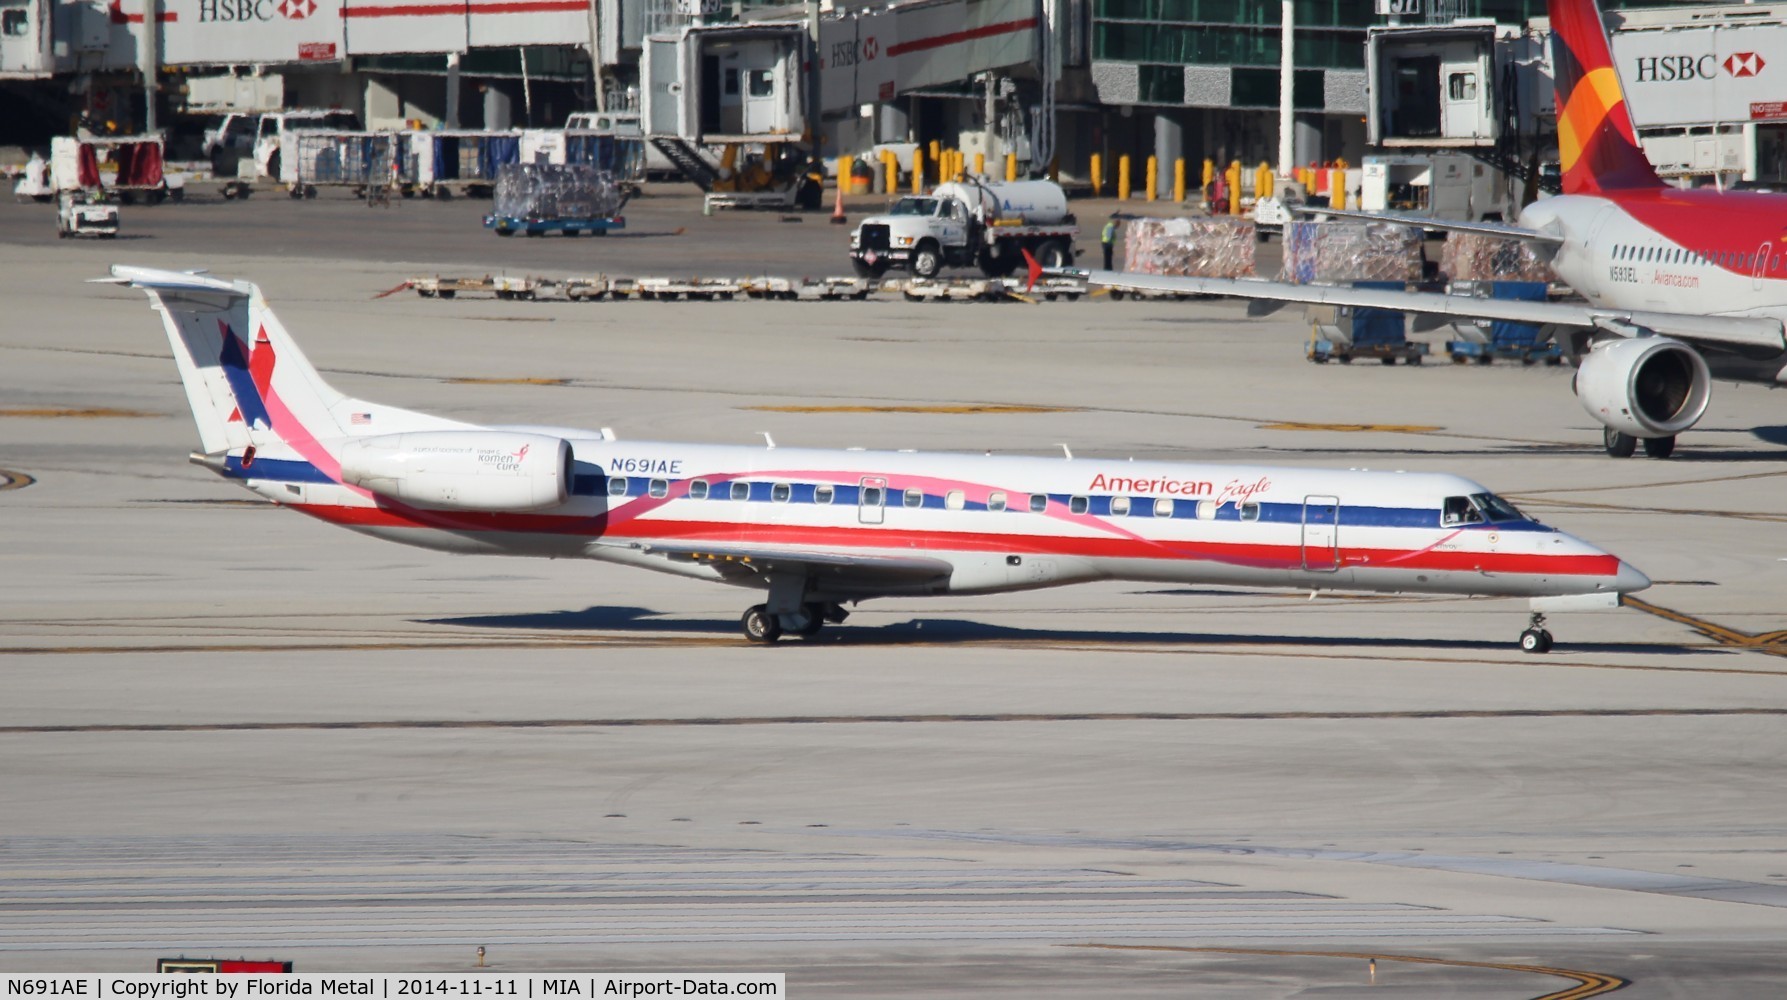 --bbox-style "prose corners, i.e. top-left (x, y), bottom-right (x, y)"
top-left (1549, 0), bottom-right (1664, 194)
top-left (106, 266), bottom-right (461, 477)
